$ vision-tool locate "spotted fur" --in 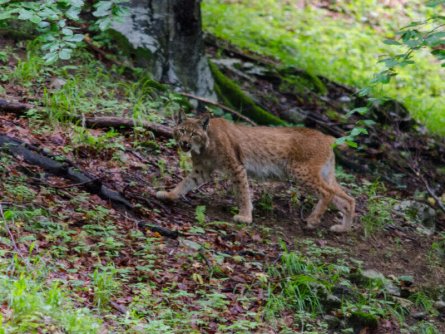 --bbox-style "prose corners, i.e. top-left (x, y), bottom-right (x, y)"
top-left (156, 112), bottom-right (355, 232)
